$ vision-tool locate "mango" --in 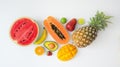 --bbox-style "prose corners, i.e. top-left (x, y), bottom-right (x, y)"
top-left (57, 44), bottom-right (77, 61)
